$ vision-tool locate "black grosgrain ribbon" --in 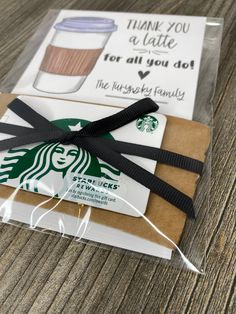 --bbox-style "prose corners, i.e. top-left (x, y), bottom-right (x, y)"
top-left (0, 98), bottom-right (204, 218)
